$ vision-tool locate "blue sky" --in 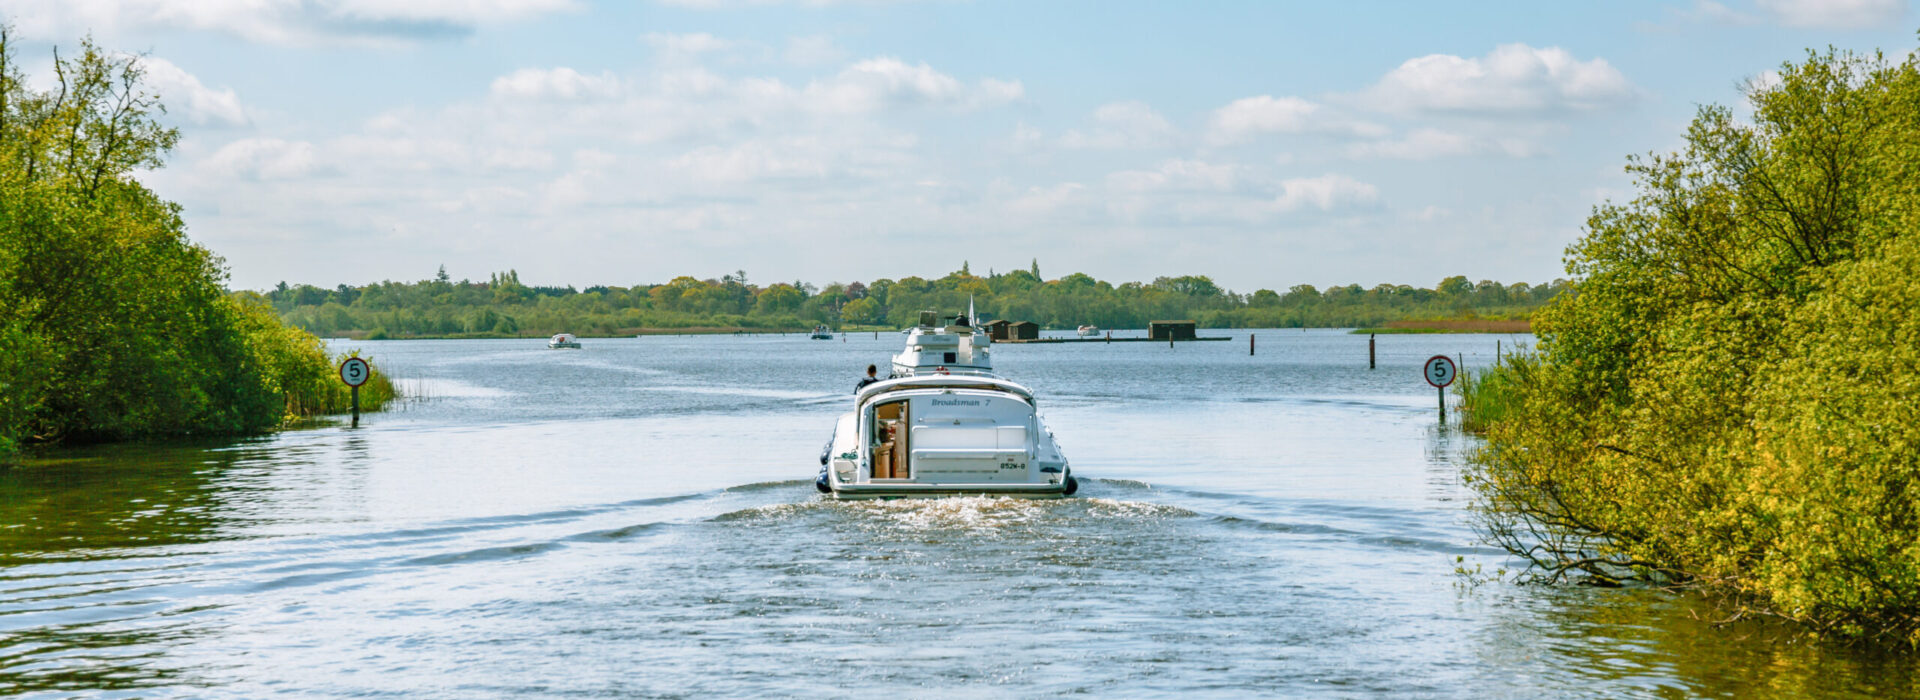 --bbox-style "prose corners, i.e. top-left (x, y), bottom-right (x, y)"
top-left (1, 0), bottom-right (1913, 293)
